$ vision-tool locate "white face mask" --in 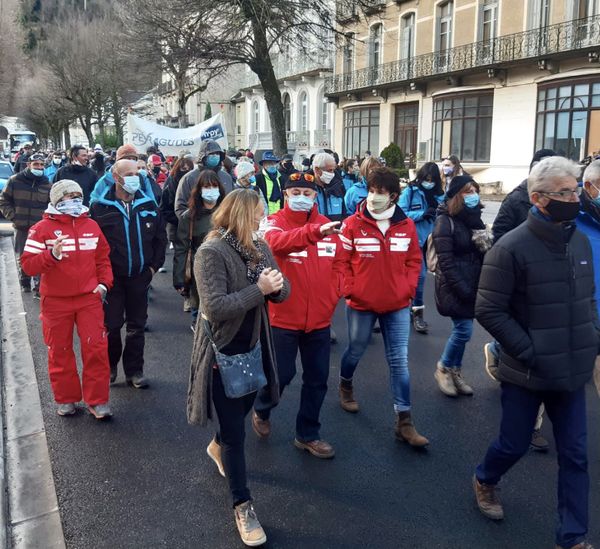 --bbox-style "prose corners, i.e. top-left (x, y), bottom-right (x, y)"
top-left (320, 170), bottom-right (335, 185)
top-left (366, 192), bottom-right (391, 213)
